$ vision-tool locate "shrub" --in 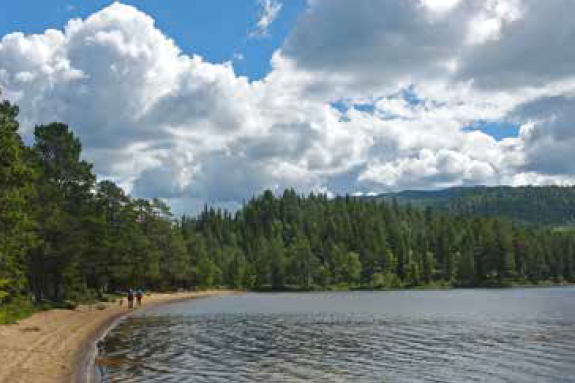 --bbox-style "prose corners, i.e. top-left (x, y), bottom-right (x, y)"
top-left (52, 300), bottom-right (78, 310)
top-left (0, 298), bottom-right (37, 324)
